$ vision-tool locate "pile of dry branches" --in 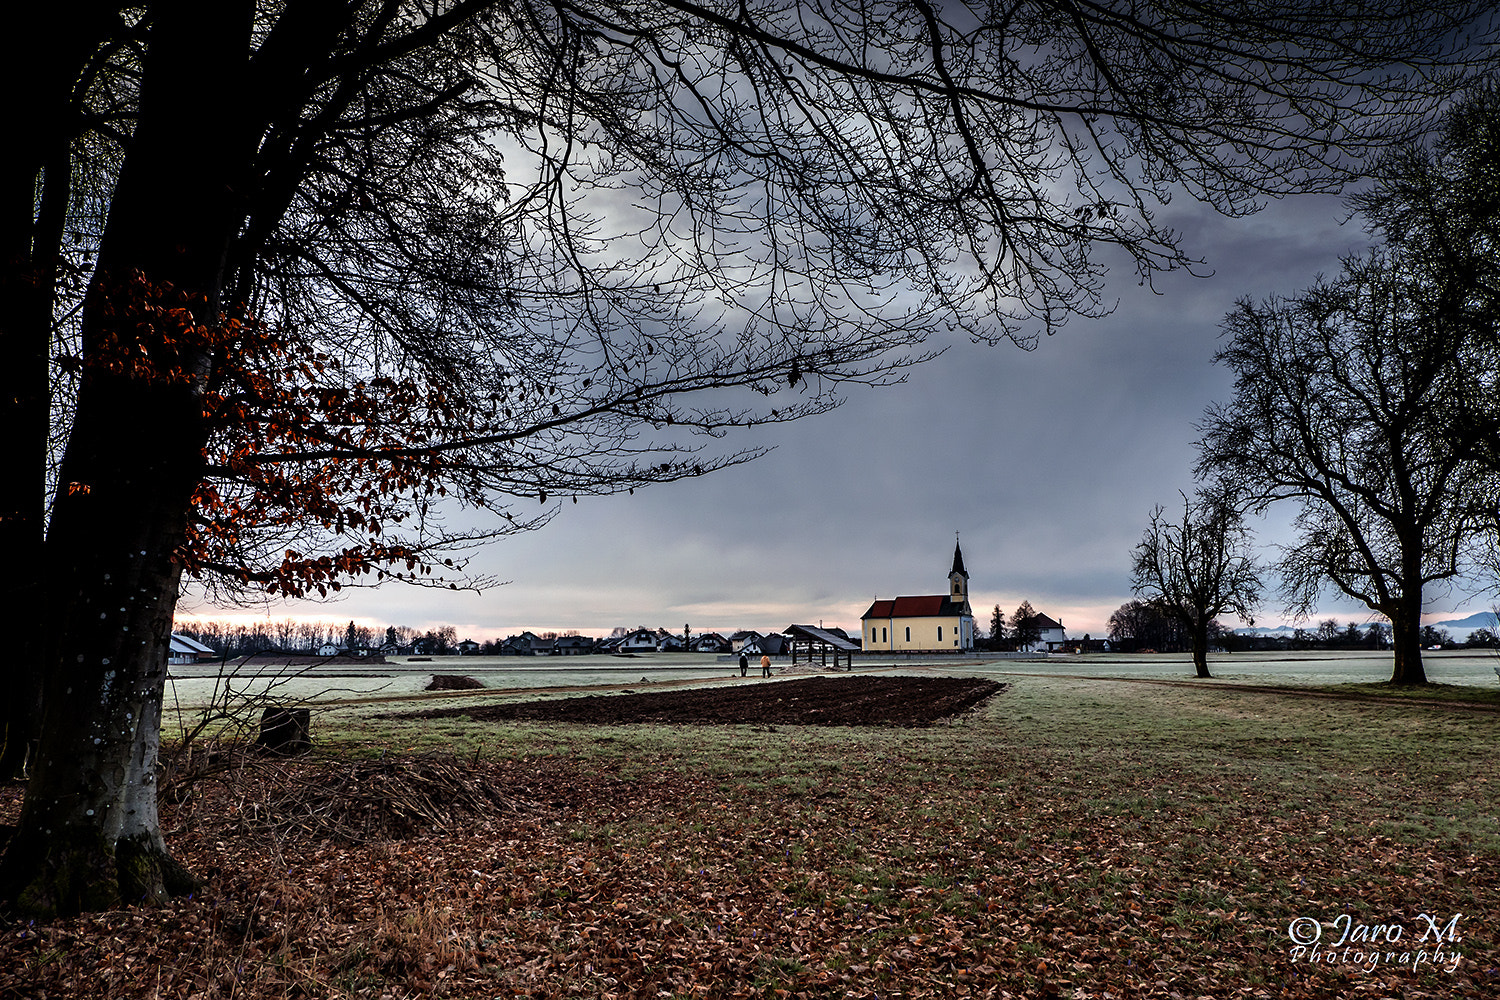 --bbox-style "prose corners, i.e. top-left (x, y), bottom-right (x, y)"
top-left (205, 753), bottom-right (542, 844)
